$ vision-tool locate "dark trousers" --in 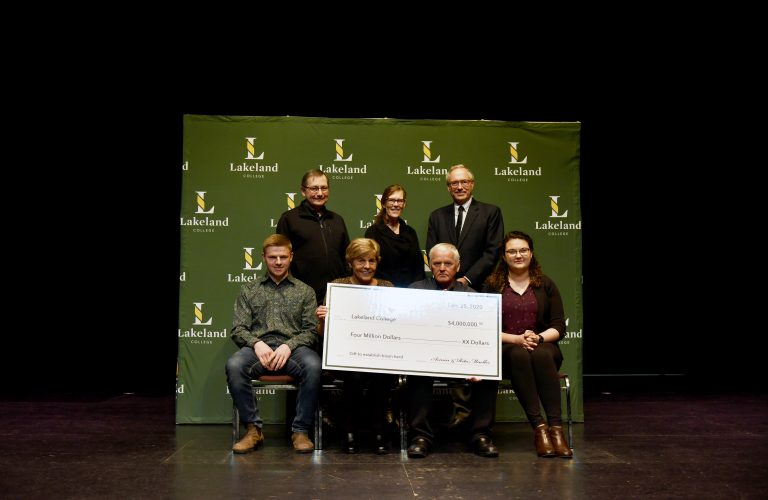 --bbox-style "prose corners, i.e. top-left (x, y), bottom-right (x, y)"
top-left (339, 371), bottom-right (396, 434)
top-left (408, 376), bottom-right (499, 444)
top-left (502, 343), bottom-right (563, 427)
top-left (451, 385), bottom-right (472, 418)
